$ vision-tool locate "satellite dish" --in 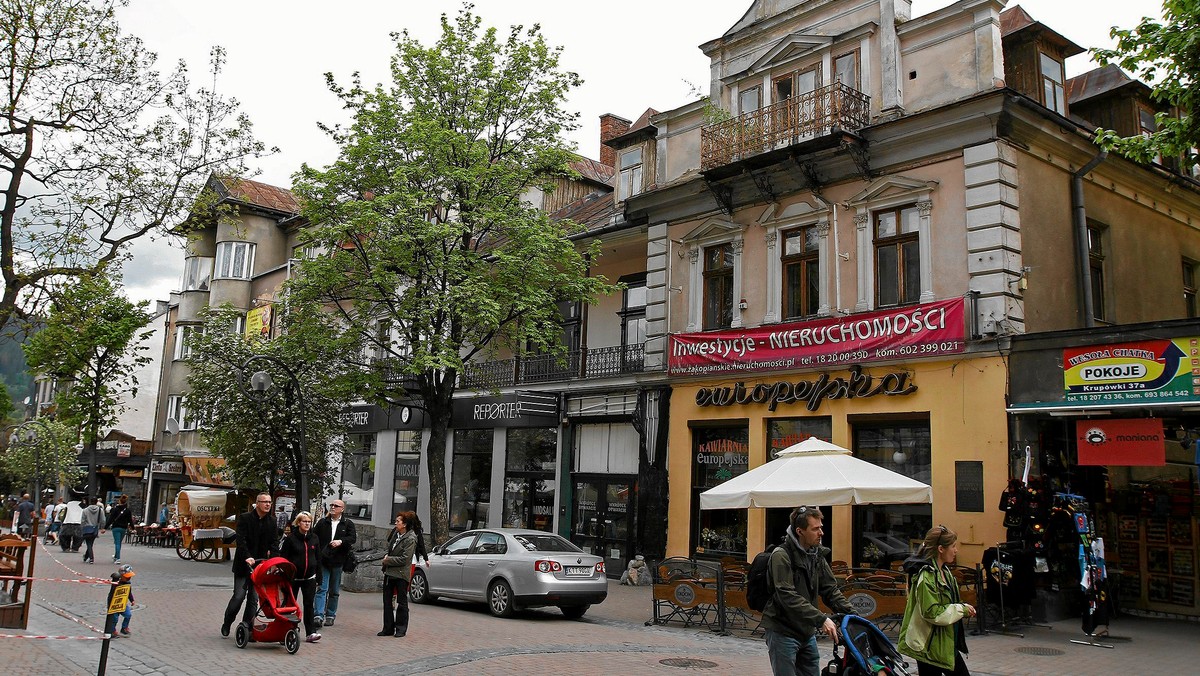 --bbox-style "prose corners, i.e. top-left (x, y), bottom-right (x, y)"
top-left (166, 417), bottom-right (180, 435)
